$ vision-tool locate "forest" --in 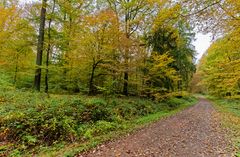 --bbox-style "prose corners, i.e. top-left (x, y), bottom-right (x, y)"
top-left (0, 0), bottom-right (197, 96)
top-left (0, 0), bottom-right (239, 156)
